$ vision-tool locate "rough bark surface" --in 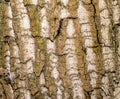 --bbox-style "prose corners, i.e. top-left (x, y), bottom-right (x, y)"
top-left (0, 0), bottom-right (120, 99)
